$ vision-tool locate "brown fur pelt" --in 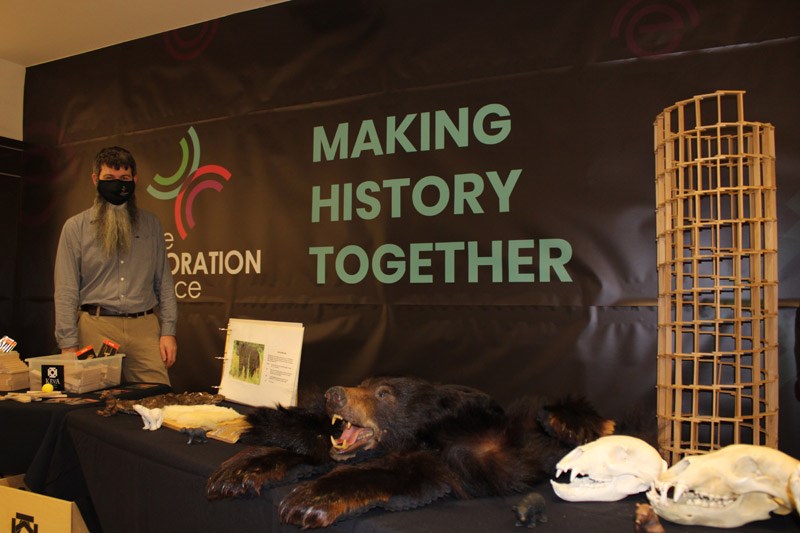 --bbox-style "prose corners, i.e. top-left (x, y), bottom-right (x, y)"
top-left (96, 391), bottom-right (225, 416)
top-left (207, 376), bottom-right (613, 529)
